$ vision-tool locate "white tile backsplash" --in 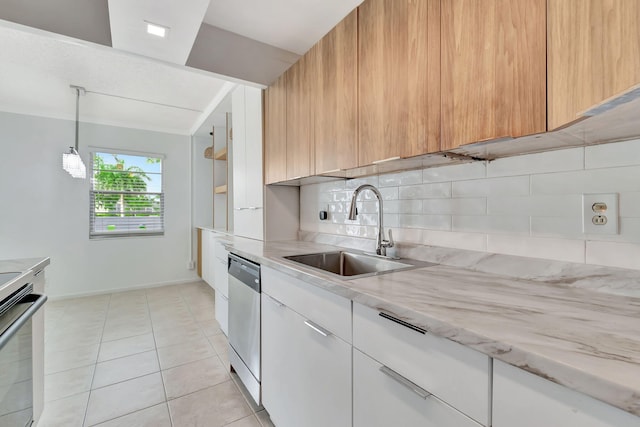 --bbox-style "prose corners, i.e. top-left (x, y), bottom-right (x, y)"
top-left (530, 216), bottom-right (583, 238)
top-left (399, 182), bottom-right (451, 199)
top-left (619, 192), bottom-right (640, 217)
top-left (586, 241), bottom-right (640, 270)
top-left (487, 195), bottom-right (582, 217)
top-left (452, 176), bottom-right (530, 197)
top-left (299, 140), bottom-right (640, 270)
top-left (531, 166), bottom-right (640, 195)
top-left (379, 170), bottom-right (423, 187)
top-left (487, 147), bottom-right (584, 177)
top-left (452, 215), bottom-right (530, 234)
top-left (423, 198), bottom-right (487, 215)
top-left (487, 235), bottom-right (585, 263)
top-left (585, 138), bottom-right (640, 169)
top-left (384, 200), bottom-right (423, 214)
top-left (423, 162), bottom-right (486, 183)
